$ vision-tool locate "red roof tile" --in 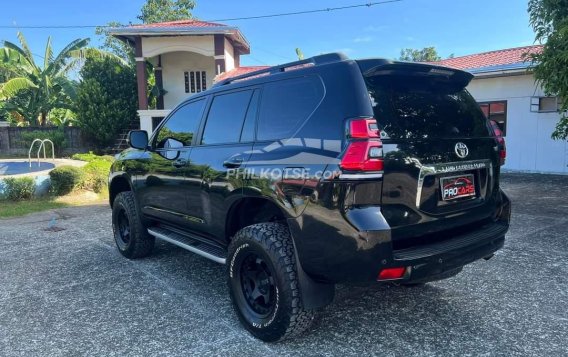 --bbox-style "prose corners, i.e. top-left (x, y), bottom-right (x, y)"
top-left (115, 19), bottom-right (251, 53)
top-left (435, 45), bottom-right (543, 70)
top-left (131, 19), bottom-right (227, 29)
top-left (214, 66), bottom-right (270, 82)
